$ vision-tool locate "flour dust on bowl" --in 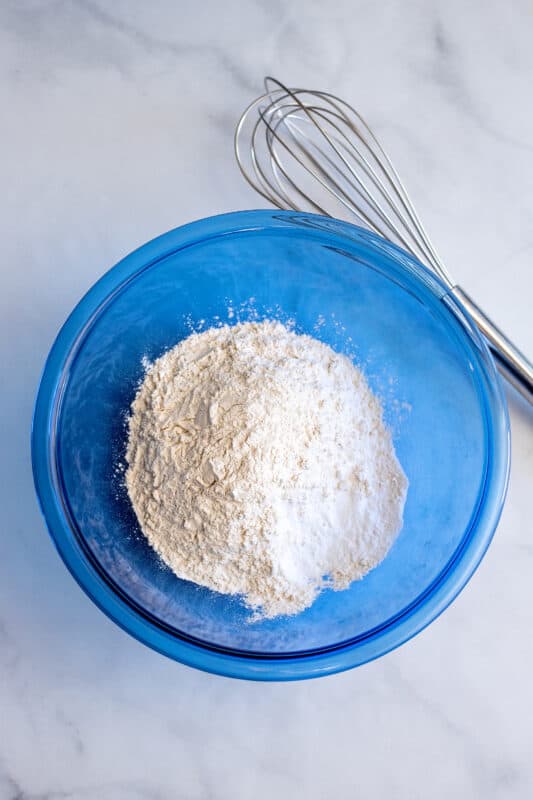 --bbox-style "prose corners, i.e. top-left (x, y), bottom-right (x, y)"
top-left (32, 210), bottom-right (510, 680)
